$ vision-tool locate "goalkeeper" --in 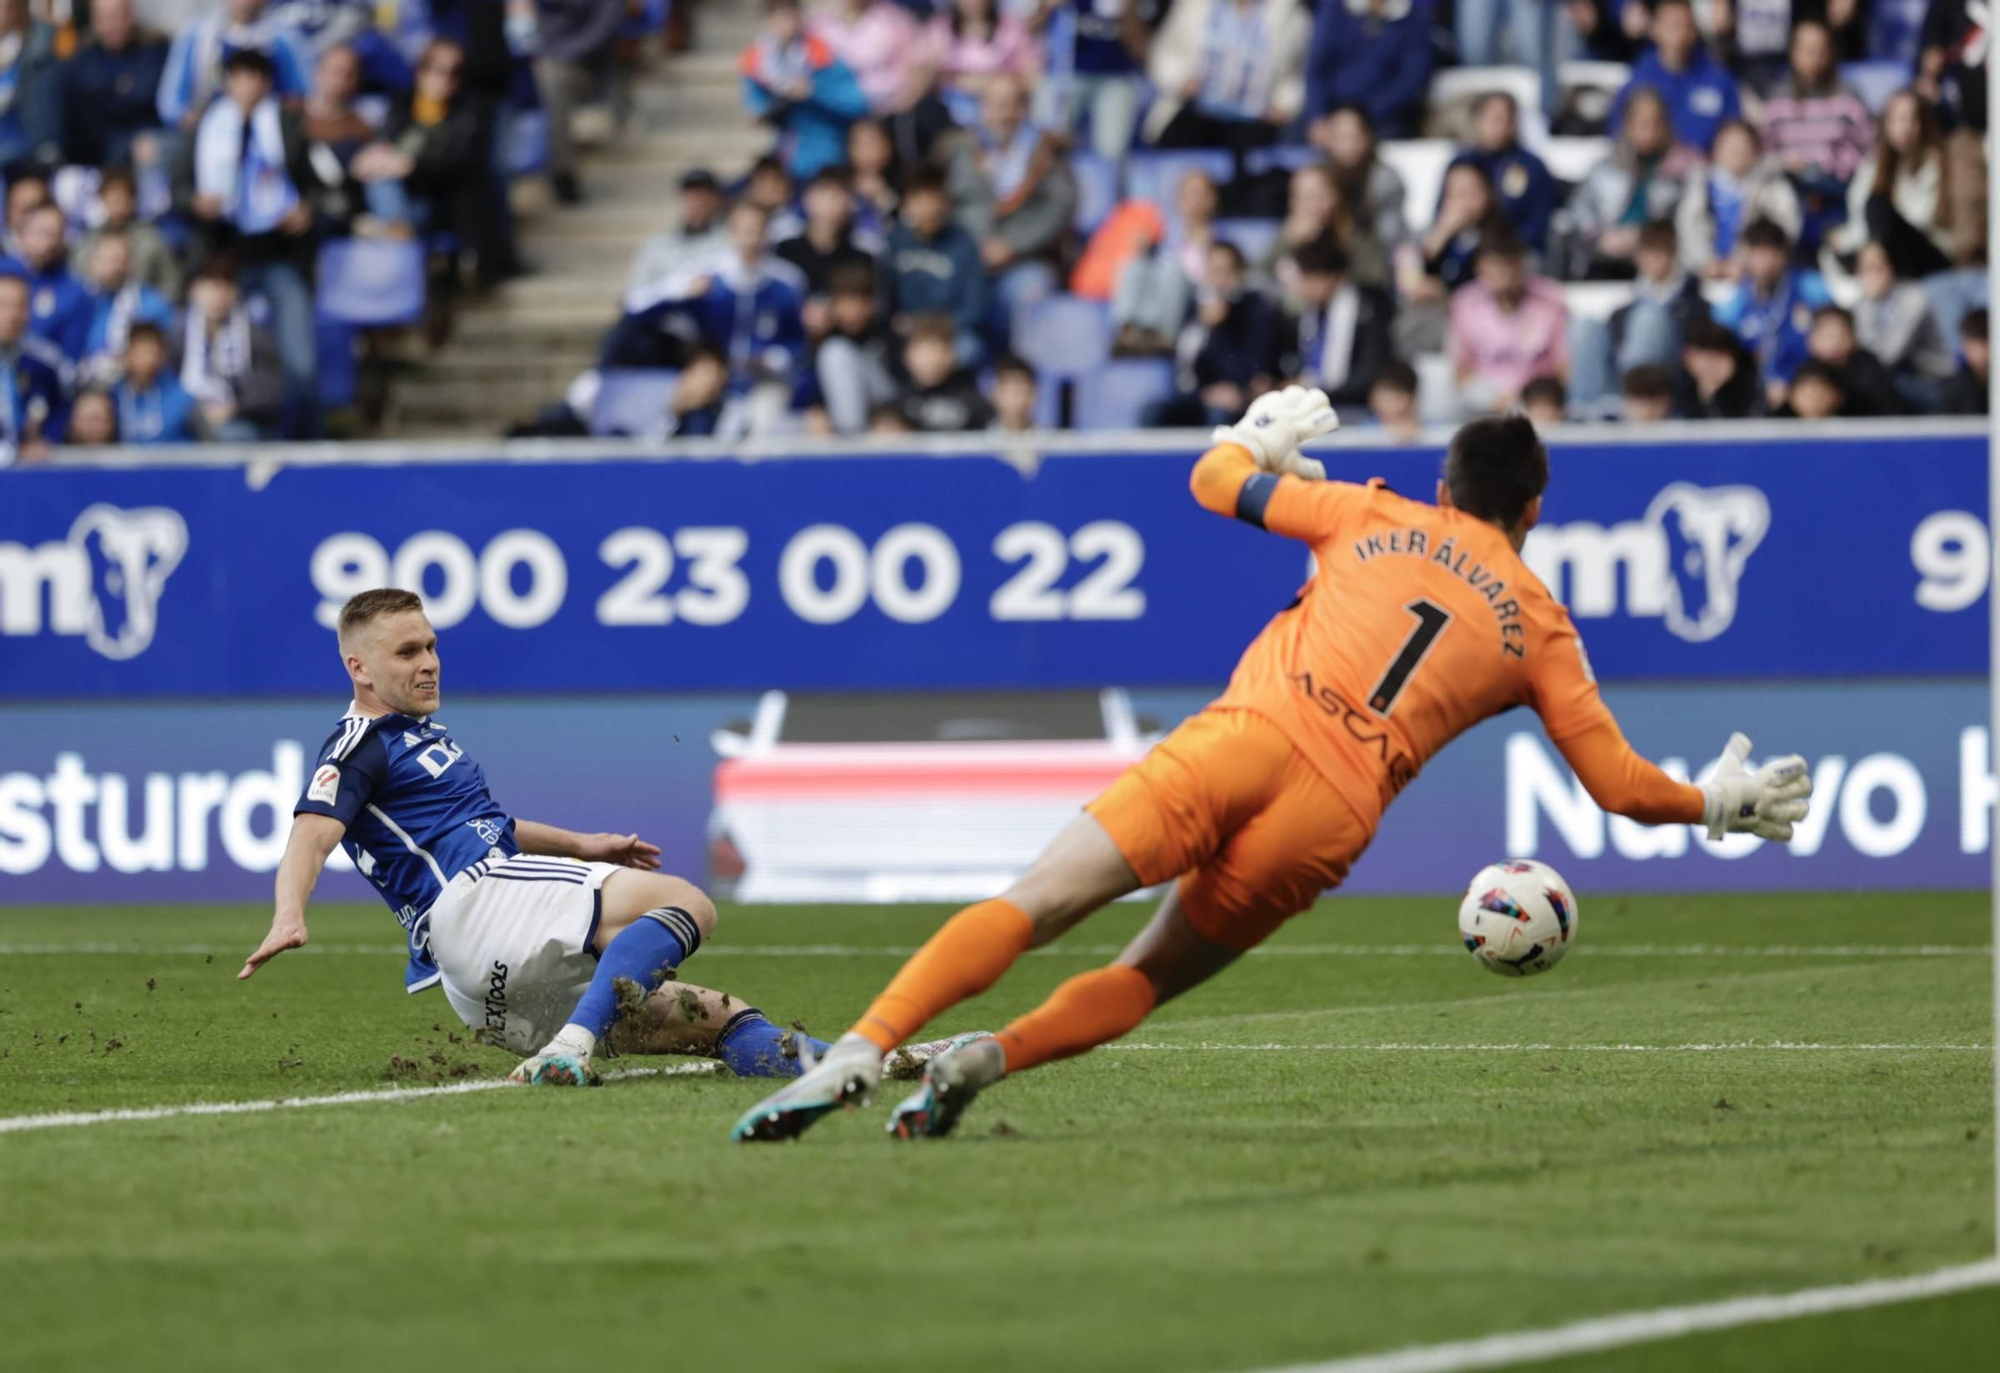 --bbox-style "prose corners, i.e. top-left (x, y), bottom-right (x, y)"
top-left (734, 392), bottom-right (1814, 1143)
